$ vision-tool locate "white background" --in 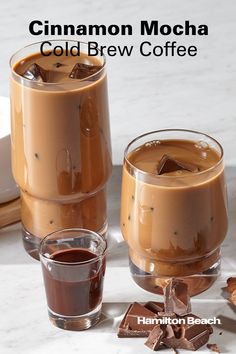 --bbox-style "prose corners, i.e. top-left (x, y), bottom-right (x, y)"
top-left (0, 0), bottom-right (236, 164)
